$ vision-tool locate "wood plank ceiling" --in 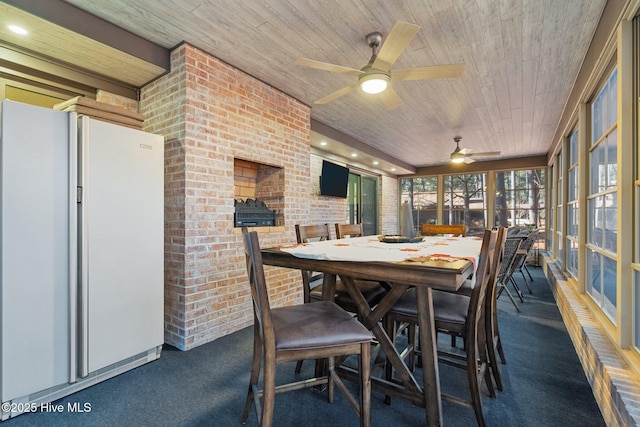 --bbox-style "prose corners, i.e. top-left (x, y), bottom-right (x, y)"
top-left (1, 0), bottom-right (607, 172)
